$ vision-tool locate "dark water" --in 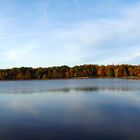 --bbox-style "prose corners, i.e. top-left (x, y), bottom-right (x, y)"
top-left (0, 79), bottom-right (140, 140)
